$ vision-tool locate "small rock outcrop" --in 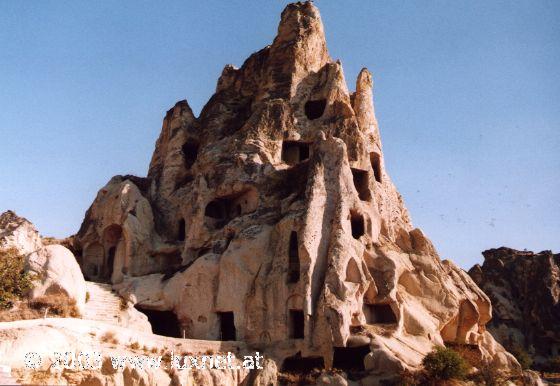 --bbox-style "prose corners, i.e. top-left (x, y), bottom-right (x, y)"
top-left (64, 1), bottom-right (520, 381)
top-left (469, 247), bottom-right (560, 364)
top-left (0, 210), bottom-right (87, 315)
